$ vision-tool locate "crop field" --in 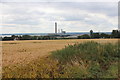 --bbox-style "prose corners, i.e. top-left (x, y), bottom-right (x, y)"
top-left (2, 39), bottom-right (118, 67)
top-left (1, 39), bottom-right (119, 78)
